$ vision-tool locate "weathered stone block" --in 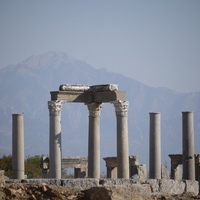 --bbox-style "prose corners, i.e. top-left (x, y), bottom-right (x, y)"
top-left (146, 179), bottom-right (159, 193)
top-left (94, 91), bottom-right (125, 102)
top-left (184, 180), bottom-right (199, 197)
top-left (51, 90), bottom-right (126, 103)
top-left (51, 91), bottom-right (93, 102)
top-left (159, 179), bottom-right (185, 195)
top-left (61, 179), bottom-right (99, 190)
top-left (84, 185), bottom-right (151, 200)
top-left (161, 165), bottom-right (170, 179)
top-left (21, 179), bottom-right (61, 186)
